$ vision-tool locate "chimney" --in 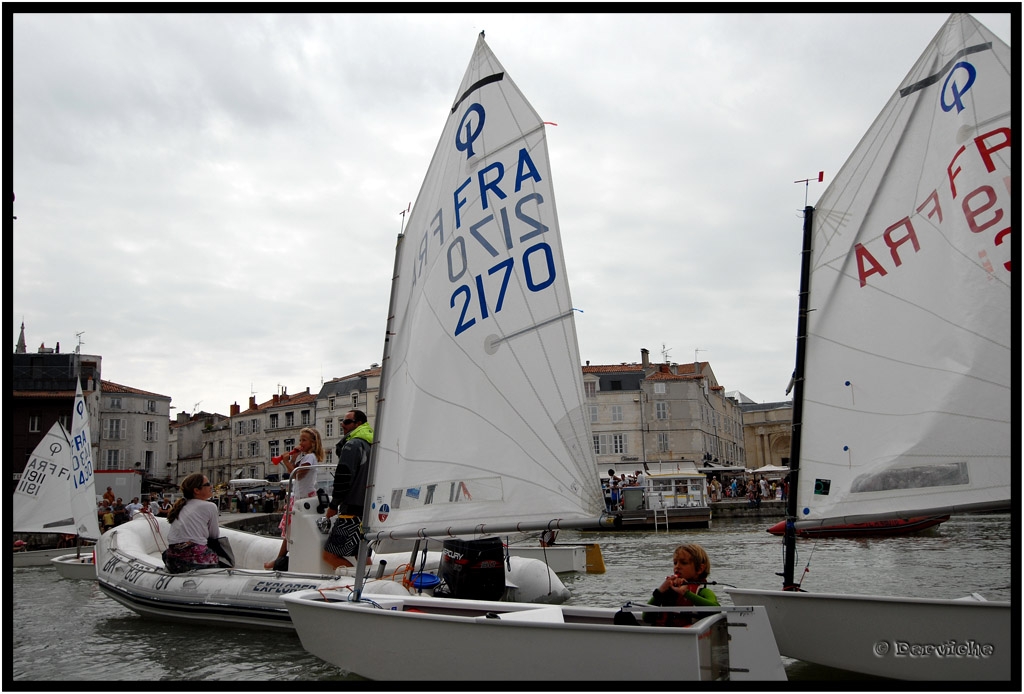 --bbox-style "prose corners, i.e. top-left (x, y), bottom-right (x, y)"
top-left (230, 402), bottom-right (240, 416)
top-left (641, 348), bottom-right (650, 369)
top-left (249, 396), bottom-right (257, 410)
top-left (273, 394), bottom-right (279, 405)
